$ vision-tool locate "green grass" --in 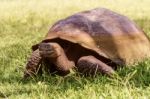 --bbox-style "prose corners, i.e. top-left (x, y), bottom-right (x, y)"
top-left (0, 0), bottom-right (150, 98)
